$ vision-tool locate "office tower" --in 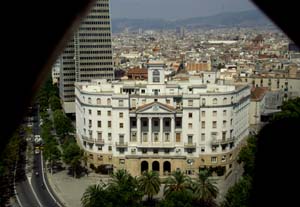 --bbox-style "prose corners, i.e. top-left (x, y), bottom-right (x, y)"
top-left (60, 0), bottom-right (114, 113)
